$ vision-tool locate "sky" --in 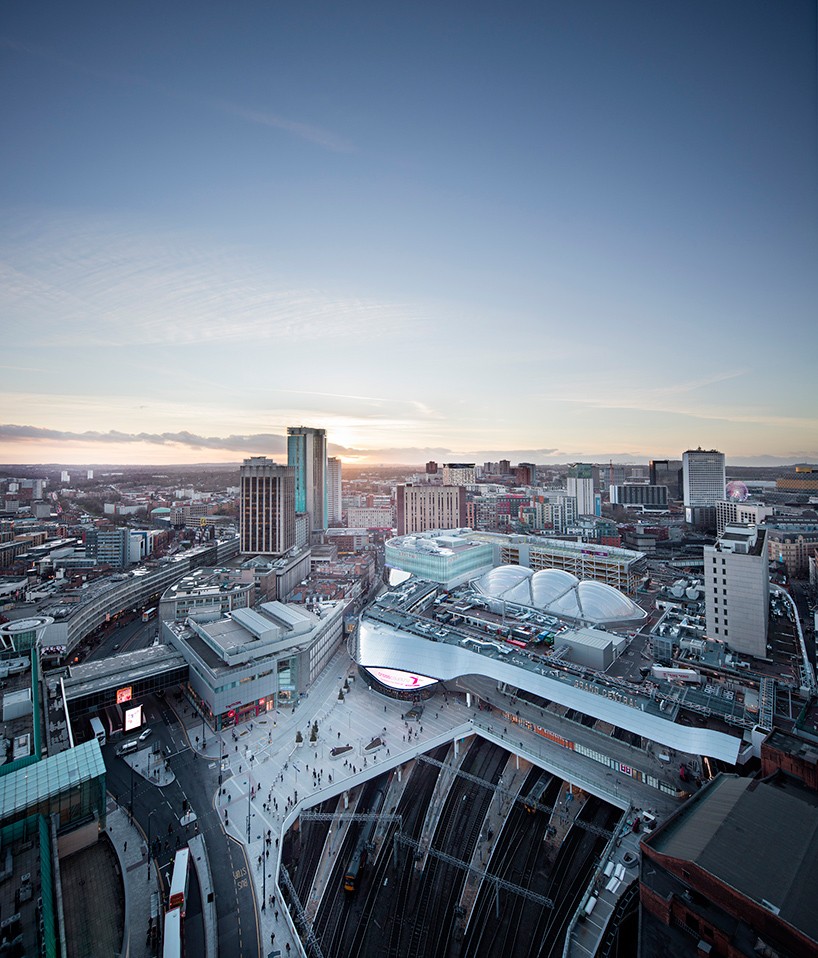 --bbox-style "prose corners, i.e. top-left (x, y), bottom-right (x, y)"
top-left (1, 1), bottom-right (816, 467)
